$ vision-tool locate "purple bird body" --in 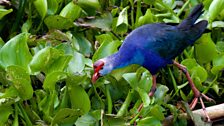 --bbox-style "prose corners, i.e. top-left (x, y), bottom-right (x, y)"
top-left (92, 4), bottom-right (214, 121)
